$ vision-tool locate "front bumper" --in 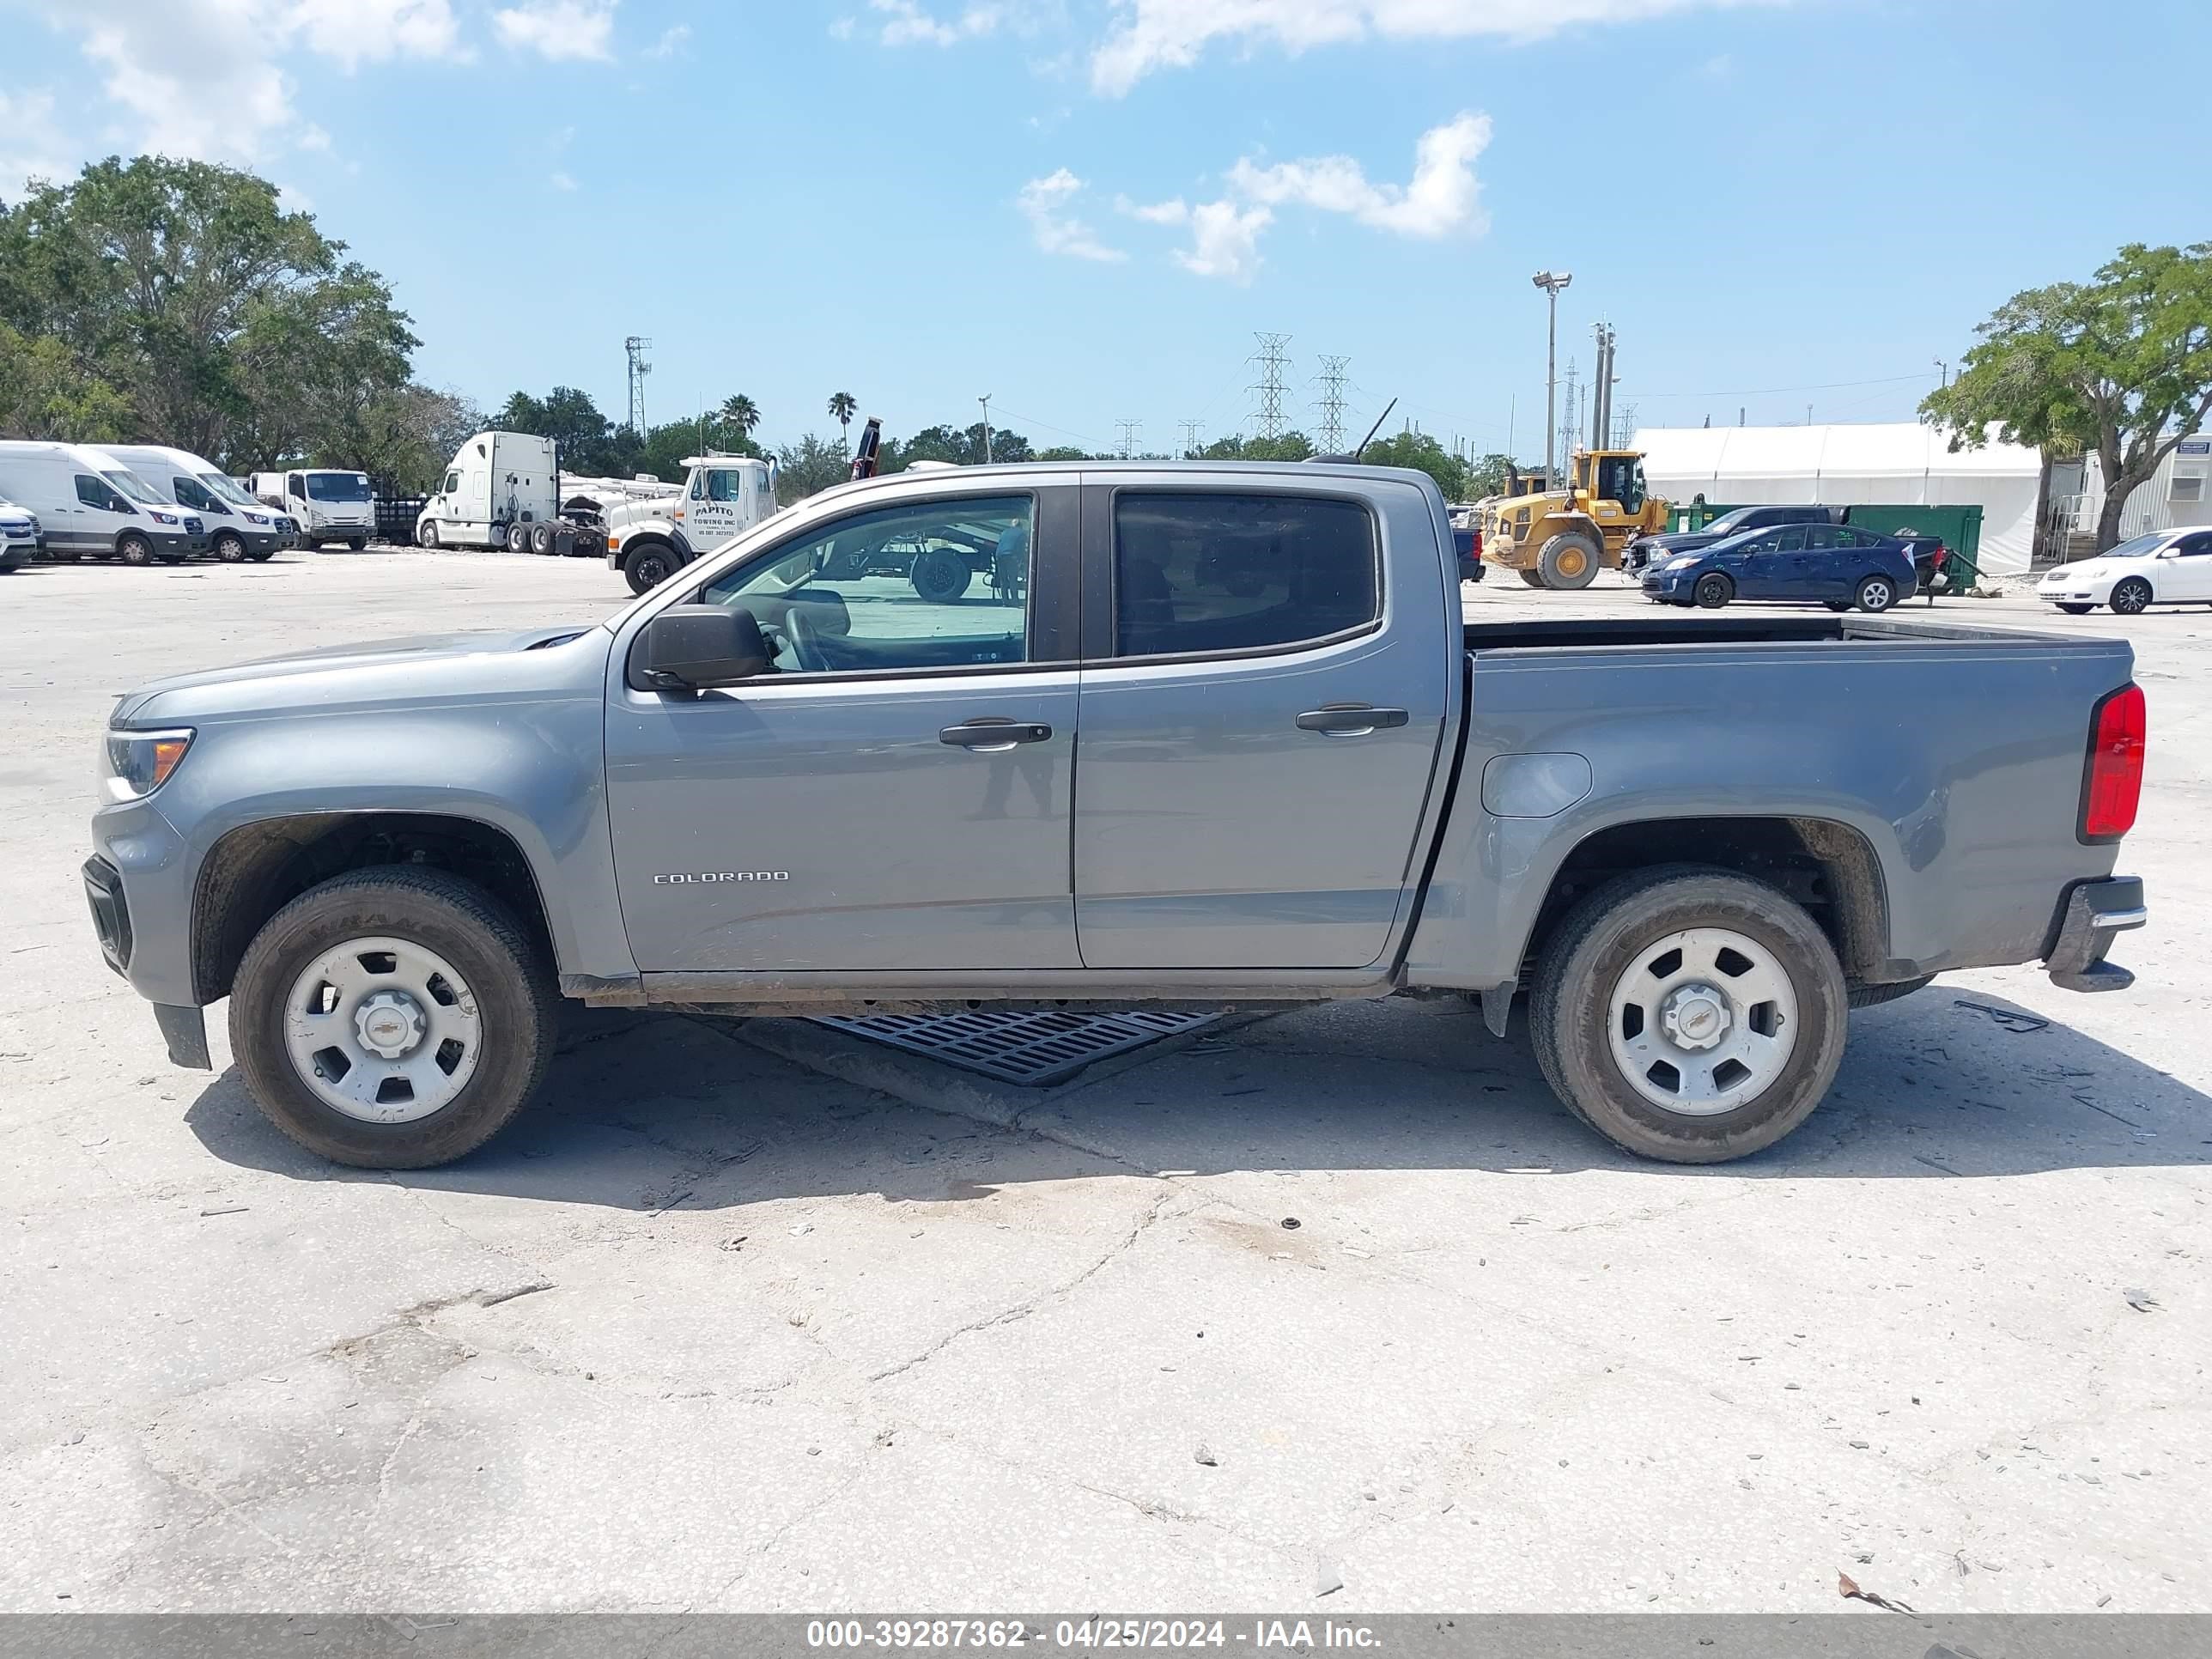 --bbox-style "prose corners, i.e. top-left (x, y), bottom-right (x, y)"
top-left (86, 810), bottom-right (216, 1070)
top-left (0, 538), bottom-right (33, 570)
top-left (1640, 573), bottom-right (1691, 604)
top-left (2045, 876), bottom-right (2147, 992)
